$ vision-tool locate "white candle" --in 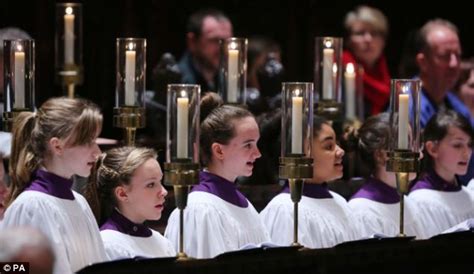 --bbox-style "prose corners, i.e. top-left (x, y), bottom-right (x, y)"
top-left (64, 7), bottom-right (75, 64)
top-left (177, 95), bottom-right (189, 158)
top-left (322, 48), bottom-right (334, 99)
top-left (398, 94), bottom-right (410, 149)
top-left (14, 50), bottom-right (25, 109)
top-left (344, 63), bottom-right (356, 119)
top-left (227, 45), bottom-right (239, 103)
top-left (291, 92), bottom-right (303, 154)
top-left (125, 46), bottom-right (136, 106)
